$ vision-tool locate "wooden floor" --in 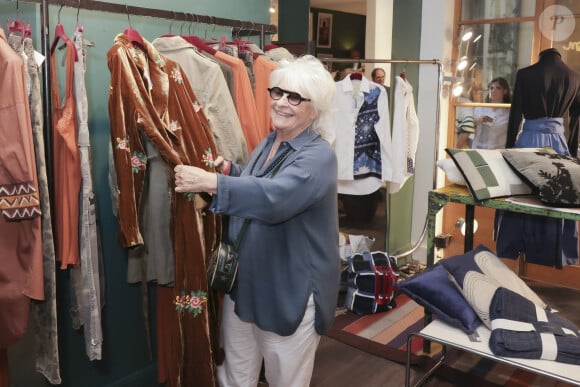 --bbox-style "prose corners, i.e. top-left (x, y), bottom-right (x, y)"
top-left (258, 334), bottom-right (450, 387)
top-left (311, 335), bottom-right (453, 387)
top-left (255, 330), bottom-right (449, 387)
